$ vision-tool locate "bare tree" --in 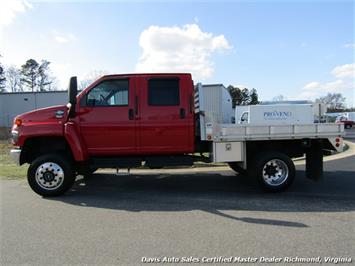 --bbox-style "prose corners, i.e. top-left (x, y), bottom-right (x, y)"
top-left (0, 54), bottom-right (5, 92)
top-left (79, 70), bottom-right (108, 90)
top-left (38, 60), bottom-right (54, 91)
top-left (272, 95), bottom-right (287, 101)
top-left (6, 66), bottom-right (22, 92)
top-left (315, 93), bottom-right (346, 111)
